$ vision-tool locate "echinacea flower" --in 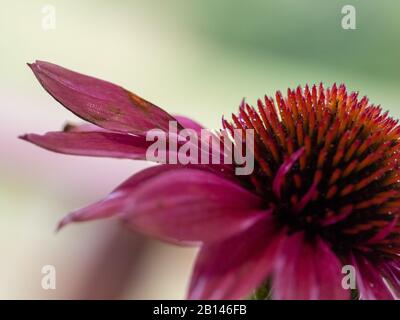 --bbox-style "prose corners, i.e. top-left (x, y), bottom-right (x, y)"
top-left (21, 61), bottom-right (399, 300)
